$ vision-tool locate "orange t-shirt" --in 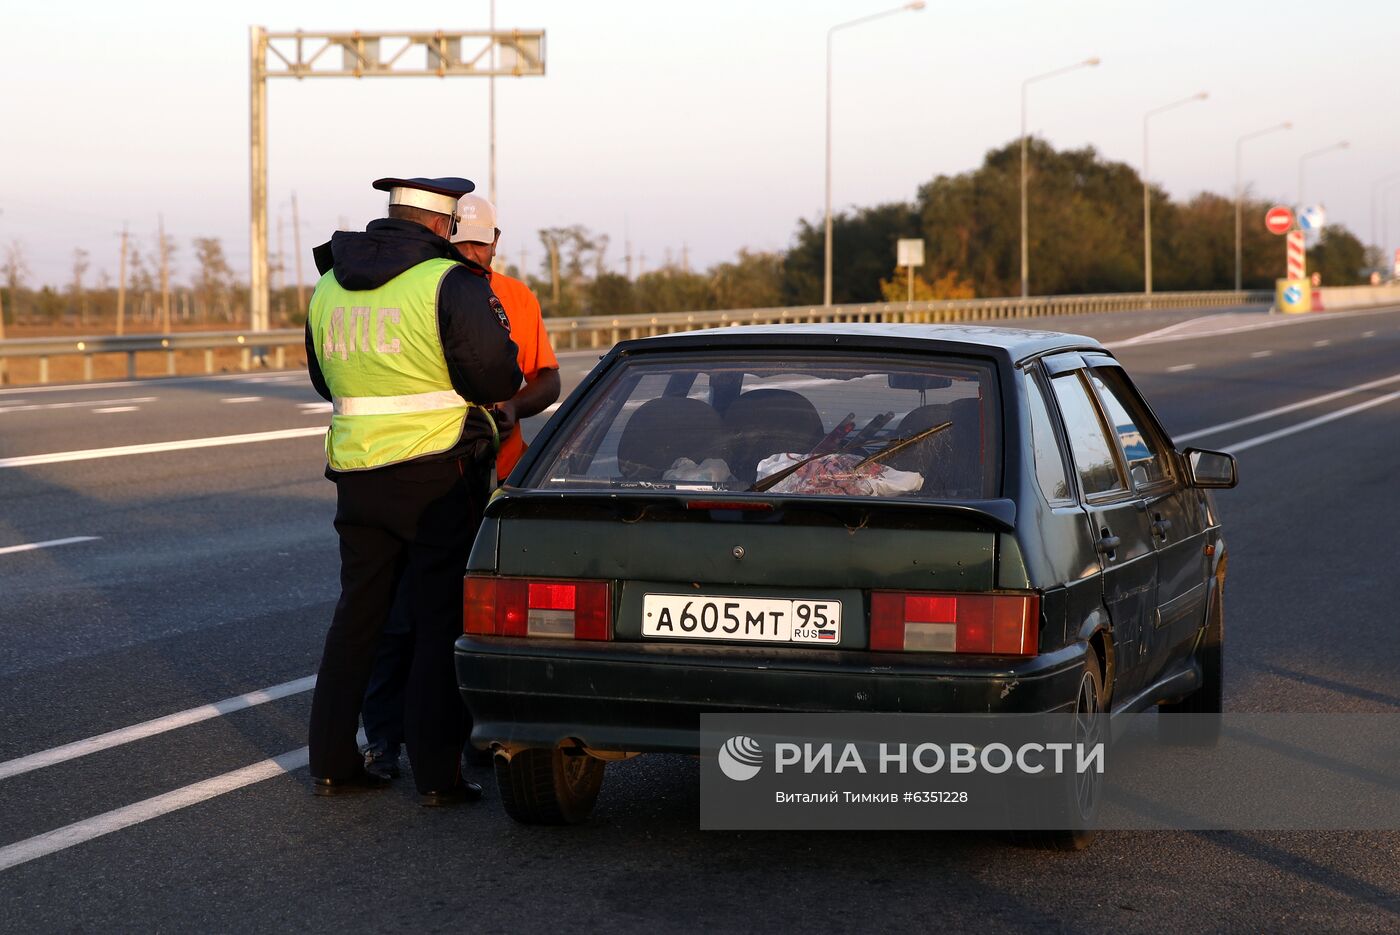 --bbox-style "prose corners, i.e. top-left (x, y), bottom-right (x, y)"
top-left (489, 271), bottom-right (558, 478)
